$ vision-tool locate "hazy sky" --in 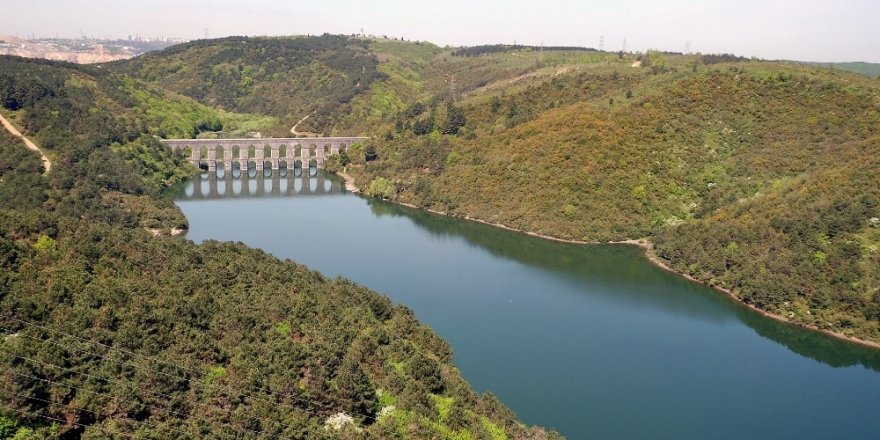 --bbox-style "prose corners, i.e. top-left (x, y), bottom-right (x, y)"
top-left (5, 0), bottom-right (879, 62)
